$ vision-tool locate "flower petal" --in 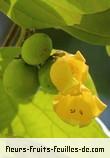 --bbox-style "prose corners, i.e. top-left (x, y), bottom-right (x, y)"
top-left (54, 85), bottom-right (106, 127)
top-left (62, 52), bottom-right (88, 82)
top-left (50, 58), bottom-right (73, 91)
